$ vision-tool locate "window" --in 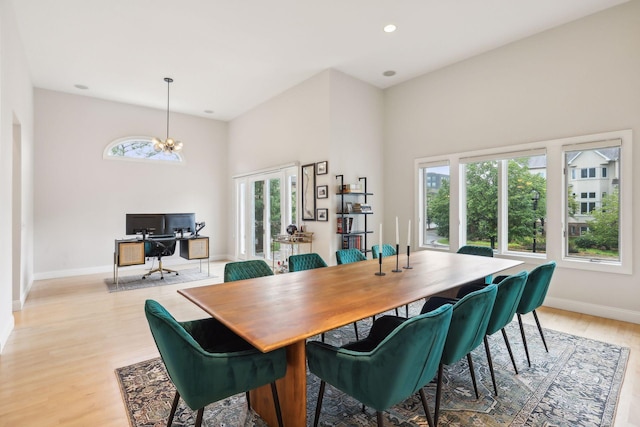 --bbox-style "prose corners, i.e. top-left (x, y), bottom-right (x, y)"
top-left (234, 164), bottom-right (298, 261)
top-left (103, 136), bottom-right (184, 163)
top-left (414, 129), bottom-right (632, 274)
top-left (418, 162), bottom-right (450, 250)
top-left (565, 143), bottom-right (621, 262)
